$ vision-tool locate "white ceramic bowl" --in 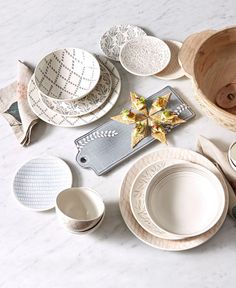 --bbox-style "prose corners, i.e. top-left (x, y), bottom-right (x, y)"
top-left (119, 36), bottom-right (171, 76)
top-left (56, 187), bottom-right (105, 234)
top-left (35, 48), bottom-right (100, 103)
top-left (145, 162), bottom-right (225, 237)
